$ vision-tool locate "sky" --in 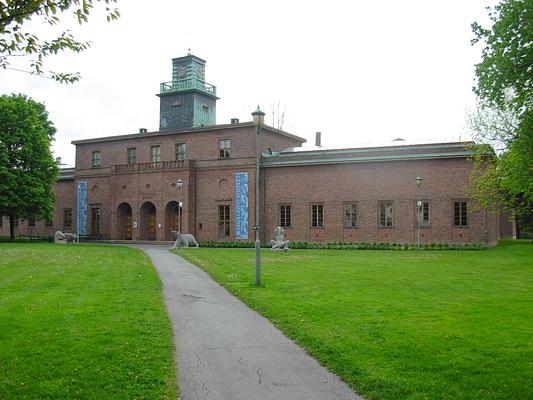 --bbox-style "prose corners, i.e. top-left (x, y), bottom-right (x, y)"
top-left (2, 0), bottom-right (496, 166)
